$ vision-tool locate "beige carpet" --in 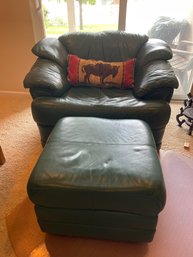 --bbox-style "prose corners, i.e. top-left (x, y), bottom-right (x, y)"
top-left (0, 92), bottom-right (193, 257)
top-left (162, 100), bottom-right (193, 158)
top-left (0, 92), bottom-right (42, 257)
